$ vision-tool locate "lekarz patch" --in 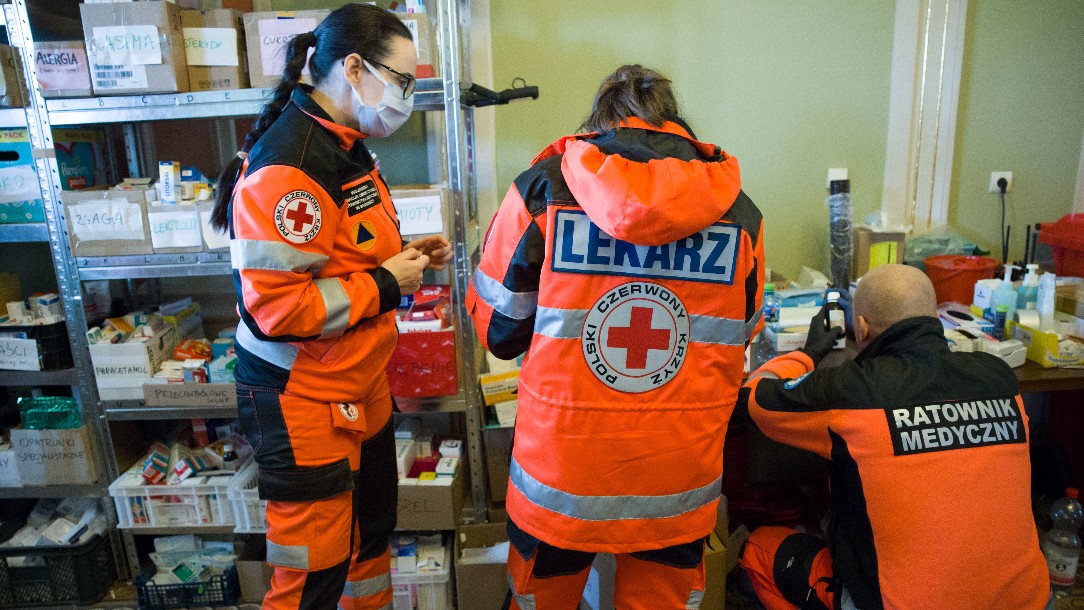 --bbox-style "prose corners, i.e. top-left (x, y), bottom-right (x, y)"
top-left (885, 398), bottom-right (1026, 456)
top-left (345, 178), bottom-right (381, 216)
top-left (552, 209), bottom-right (740, 284)
top-left (274, 190), bottom-right (321, 244)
